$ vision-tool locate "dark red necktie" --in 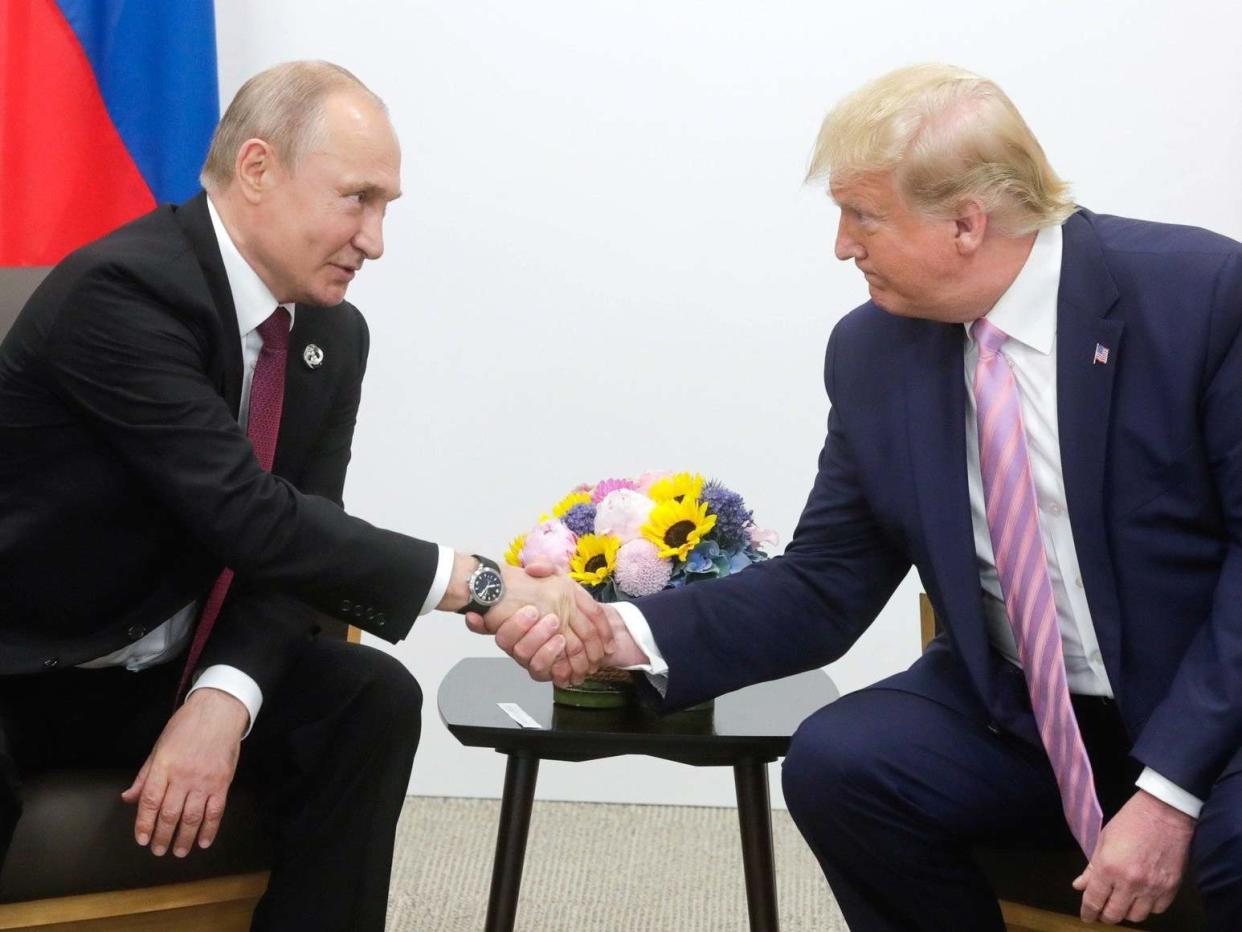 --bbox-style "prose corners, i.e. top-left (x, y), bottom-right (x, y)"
top-left (176, 307), bottom-right (290, 701)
